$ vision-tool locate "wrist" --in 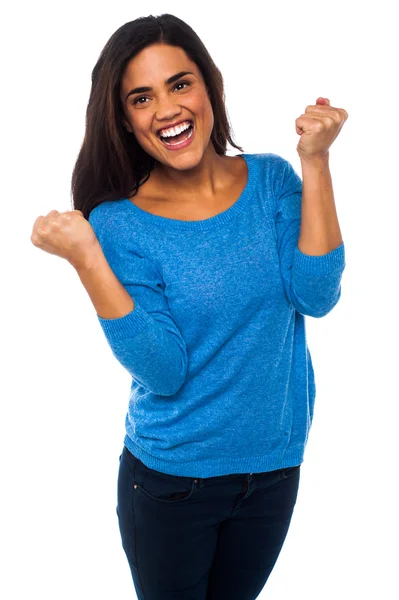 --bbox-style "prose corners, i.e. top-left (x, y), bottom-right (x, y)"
top-left (71, 244), bottom-right (105, 273)
top-left (298, 152), bottom-right (330, 169)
